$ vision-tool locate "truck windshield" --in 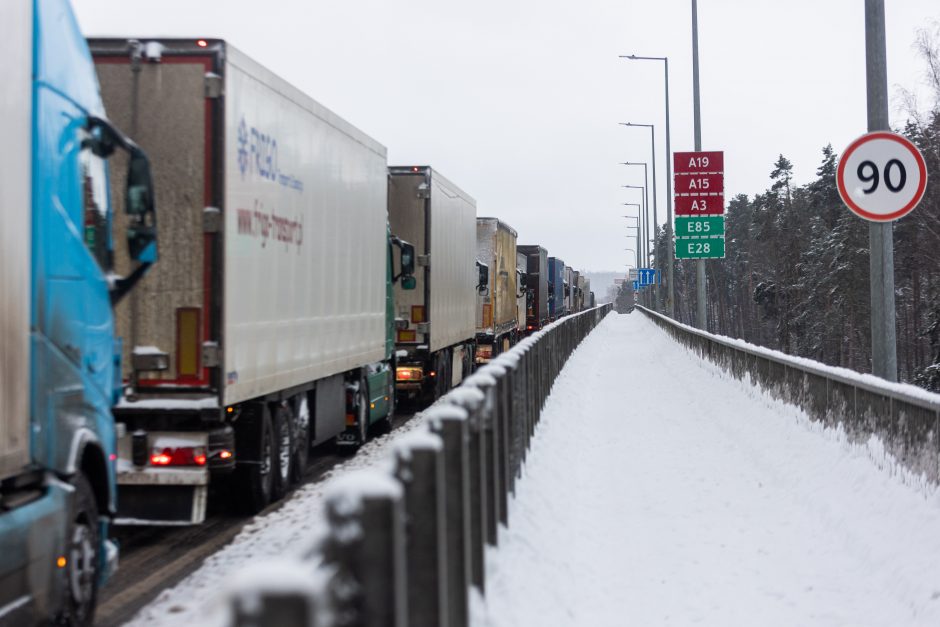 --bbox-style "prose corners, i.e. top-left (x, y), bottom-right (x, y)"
top-left (80, 135), bottom-right (110, 270)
